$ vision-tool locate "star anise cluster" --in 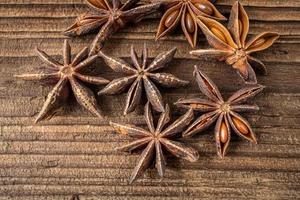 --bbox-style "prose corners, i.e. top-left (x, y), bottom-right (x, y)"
top-left (64, 0), bottom-right (161, 55)
top-left (98, 44), bottom-right (189, 115)
top-left (15, 40), bottom-right (109, 123)
top-left (154, 0), bottom-right (226, 48)
top-left (176, 66), bottom-right (264, 158)
top-left (13, 0), bottom-right (277, 183)
top-left (190, 1), bottom-right (279, 84)
top-left (111, 102), bottom-right (199, 183)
